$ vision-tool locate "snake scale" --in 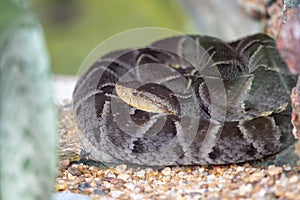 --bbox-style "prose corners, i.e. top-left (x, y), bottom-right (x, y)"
top-left (73, 33), bottom-right (296, 166)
